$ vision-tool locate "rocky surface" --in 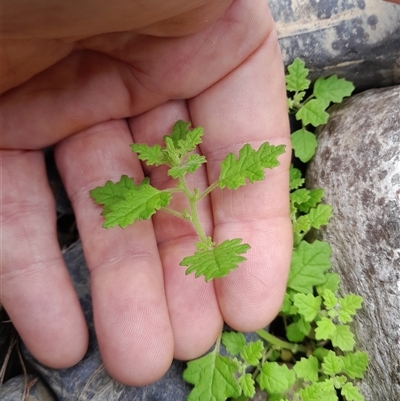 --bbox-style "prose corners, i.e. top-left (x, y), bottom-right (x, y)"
top-left (0, 375), bottom-right (56, 401)
top-left (307, 85), bottom-right (400, 401)
top-left (270, 0), bottom-right (400, 89)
